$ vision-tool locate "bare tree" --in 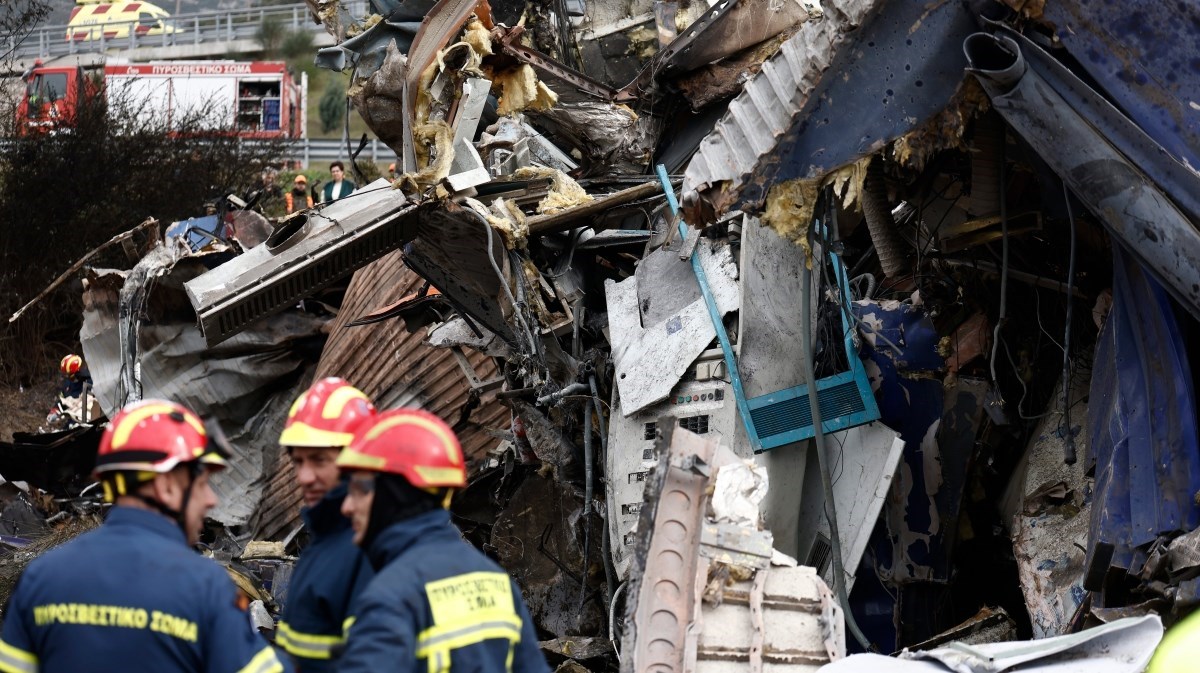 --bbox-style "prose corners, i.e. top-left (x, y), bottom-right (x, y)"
top-left (0, 80), bottom-right (288, 383)
top-left (0, 0), bottom-right (51, 68)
